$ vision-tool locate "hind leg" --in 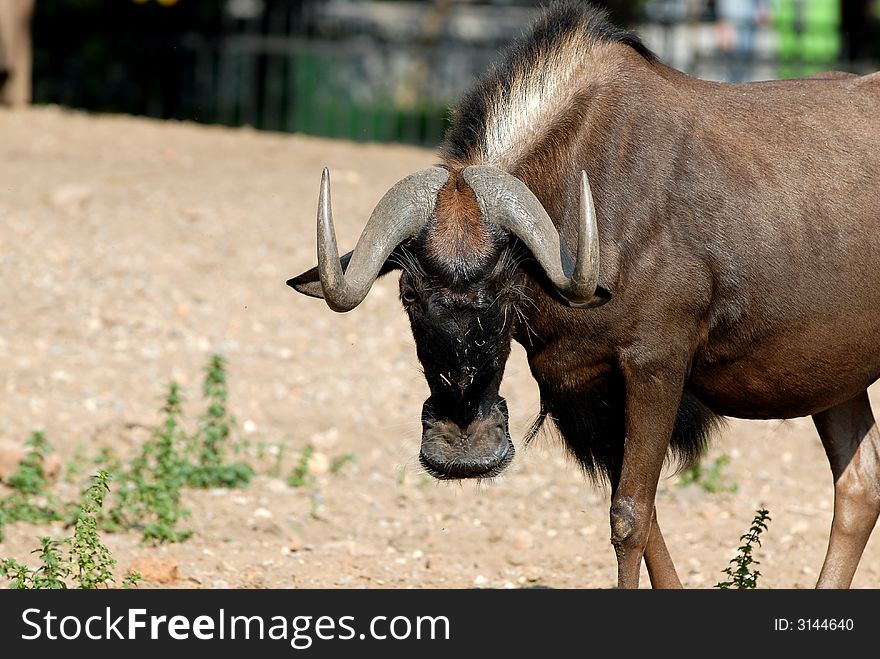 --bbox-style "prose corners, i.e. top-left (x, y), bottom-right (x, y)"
top-left (643, 508), bottom-right (682, 588)
top-left (812, 391), bottom-right (880, 588)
